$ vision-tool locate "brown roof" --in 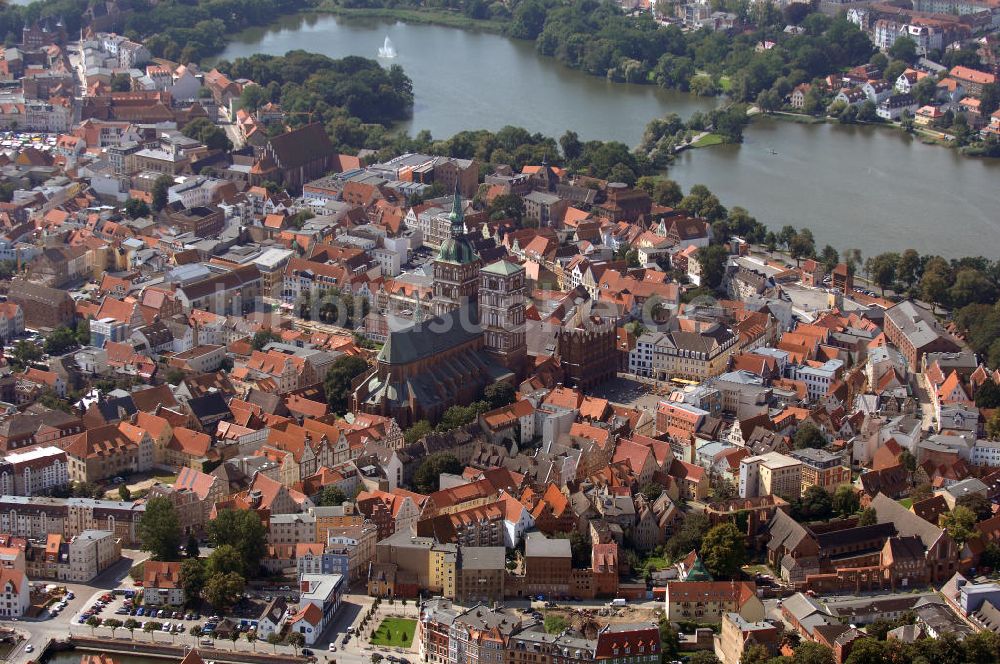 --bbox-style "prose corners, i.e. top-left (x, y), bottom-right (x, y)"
top-left (267, 123), bottom-right (335, 171)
